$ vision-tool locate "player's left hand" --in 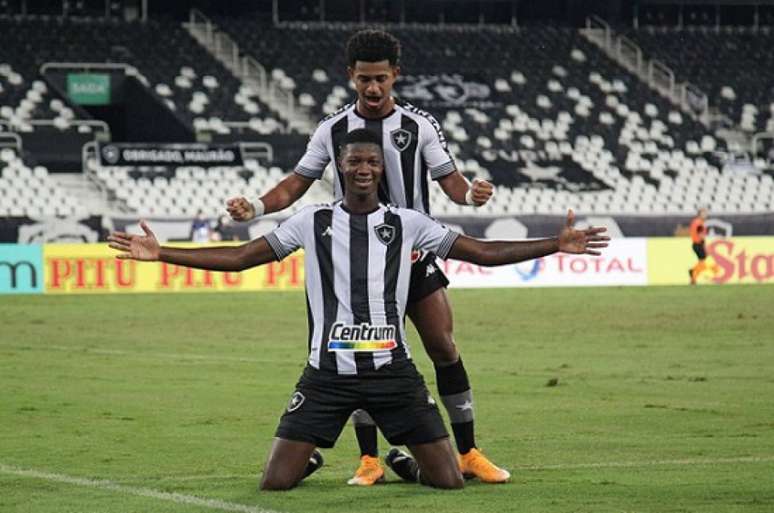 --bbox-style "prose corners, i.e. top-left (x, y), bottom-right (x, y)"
top-left (557, 209), bottom-right (610, 256)
top-left (107, 220), bottom-right (161, 261)
top-left (470, 178), bottom-right (494, 206)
